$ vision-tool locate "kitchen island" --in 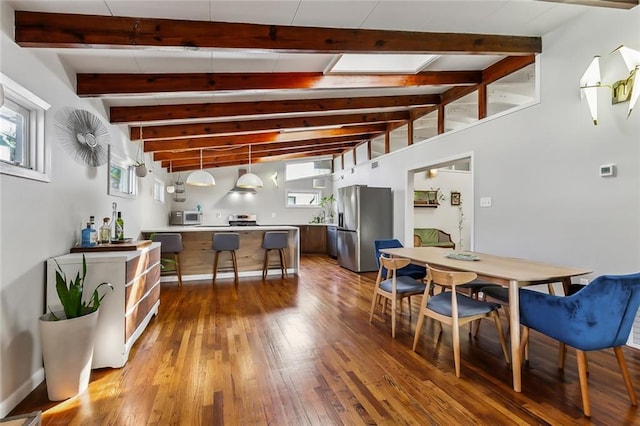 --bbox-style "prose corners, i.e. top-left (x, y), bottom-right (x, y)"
top-left (141, 226), bottom-right (299, 281)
